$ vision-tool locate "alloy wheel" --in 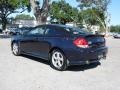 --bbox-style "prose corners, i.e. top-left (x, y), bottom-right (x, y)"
top-left (52, 51), bottom-right (64, 69)
top-left (12, 43), bottom-right (20, 55)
